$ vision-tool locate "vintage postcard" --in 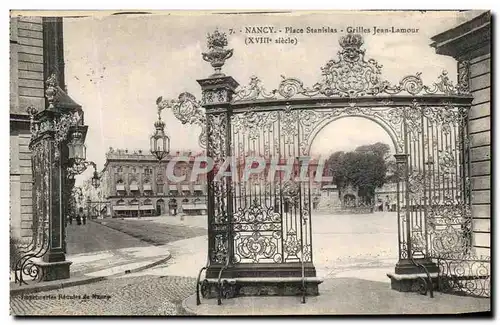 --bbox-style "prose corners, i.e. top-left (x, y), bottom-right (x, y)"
top-left (9, 10), bottom-right (491, 316)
